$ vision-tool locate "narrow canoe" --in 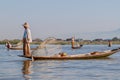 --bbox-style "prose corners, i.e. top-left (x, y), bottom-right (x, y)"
top-left (8, 47), bottom-right (37, 50)
top-left (23, 48), bottom-right (120, 60)
top-left (72, 45), bottom-right (83, 49)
